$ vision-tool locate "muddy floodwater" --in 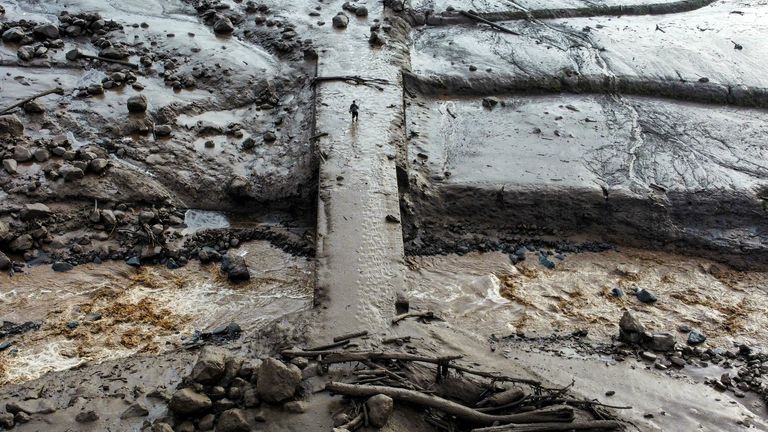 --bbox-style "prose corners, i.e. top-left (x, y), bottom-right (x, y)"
top-left (0, 241), bottom-right (313, 384)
